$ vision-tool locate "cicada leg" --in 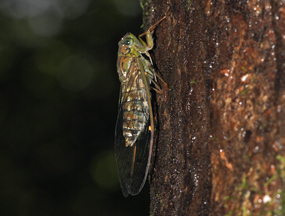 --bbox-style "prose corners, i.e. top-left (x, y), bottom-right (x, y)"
top-left (151, 74), bottom-right (168, 95)
top-left (145, 67), bottom-right (169, 95)
top-left (138, 8), bottom-right (169, 42)
top-left (152, 75), bottom-right (169, 101)
top-left (138, 8), bottom-right (169, 55)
